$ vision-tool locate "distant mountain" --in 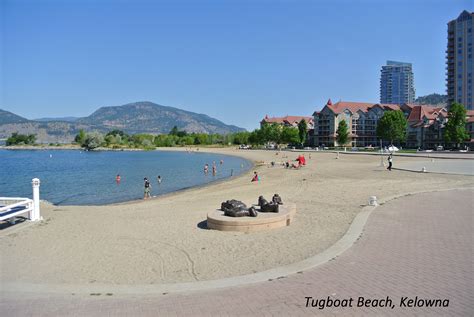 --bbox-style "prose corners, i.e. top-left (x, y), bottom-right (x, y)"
top-left (414, 94), bottom-right (447, 107)
top-left (0, 109), bottom-right (30, 124)
top-left (34, 116), bottom-right (79, 122)
top-left (0, 102), bottom-right (245, 143)
top-left (77, 102), bottom-right (244, 135)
